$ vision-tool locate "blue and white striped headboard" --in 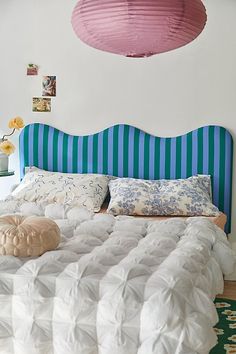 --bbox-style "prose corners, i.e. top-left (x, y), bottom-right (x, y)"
top-left (19, 123), bottom-right (233, 233)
